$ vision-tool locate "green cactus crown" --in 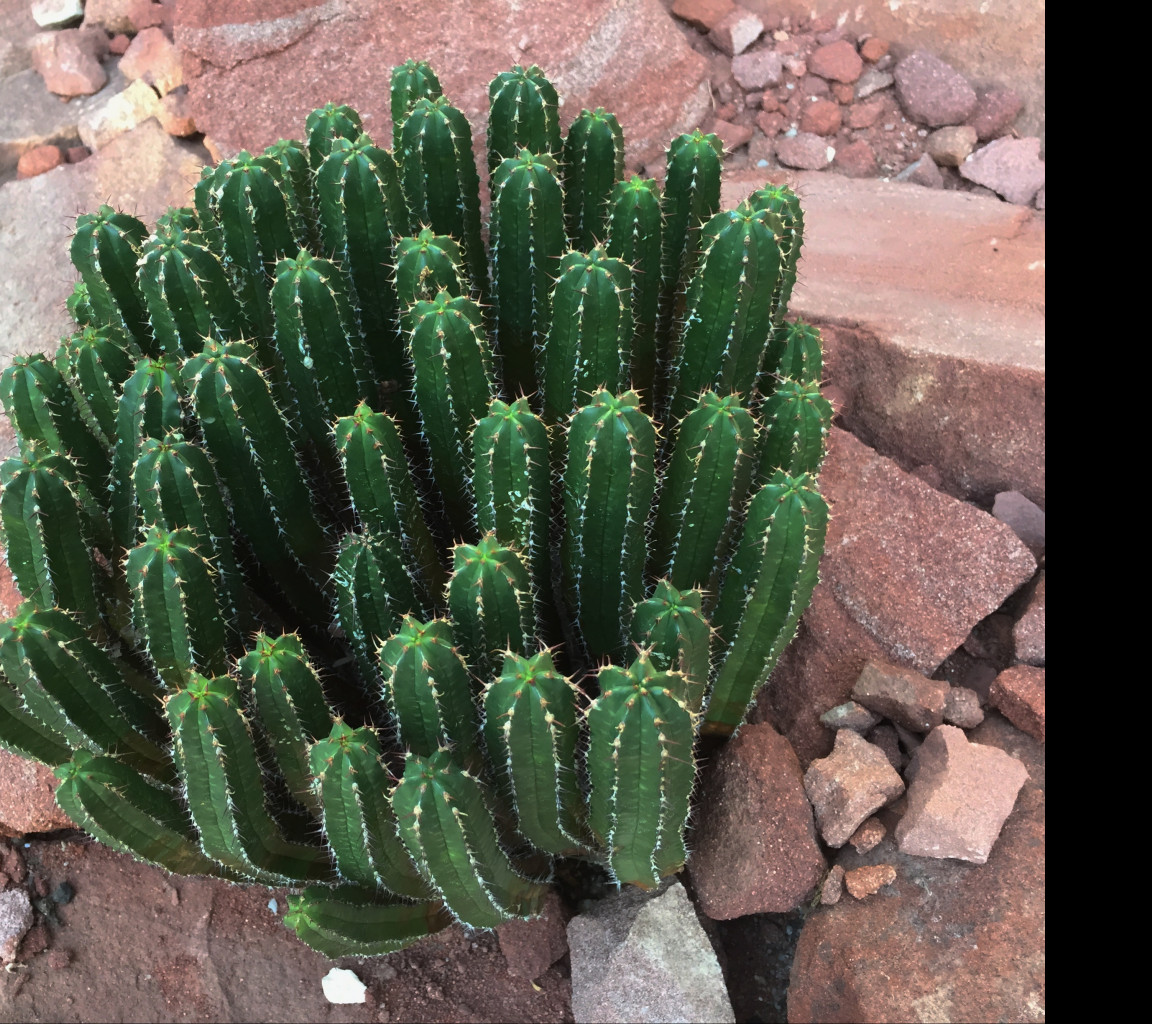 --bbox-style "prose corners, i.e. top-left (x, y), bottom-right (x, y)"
top-left (0, 58), bottom-right (832, 958)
